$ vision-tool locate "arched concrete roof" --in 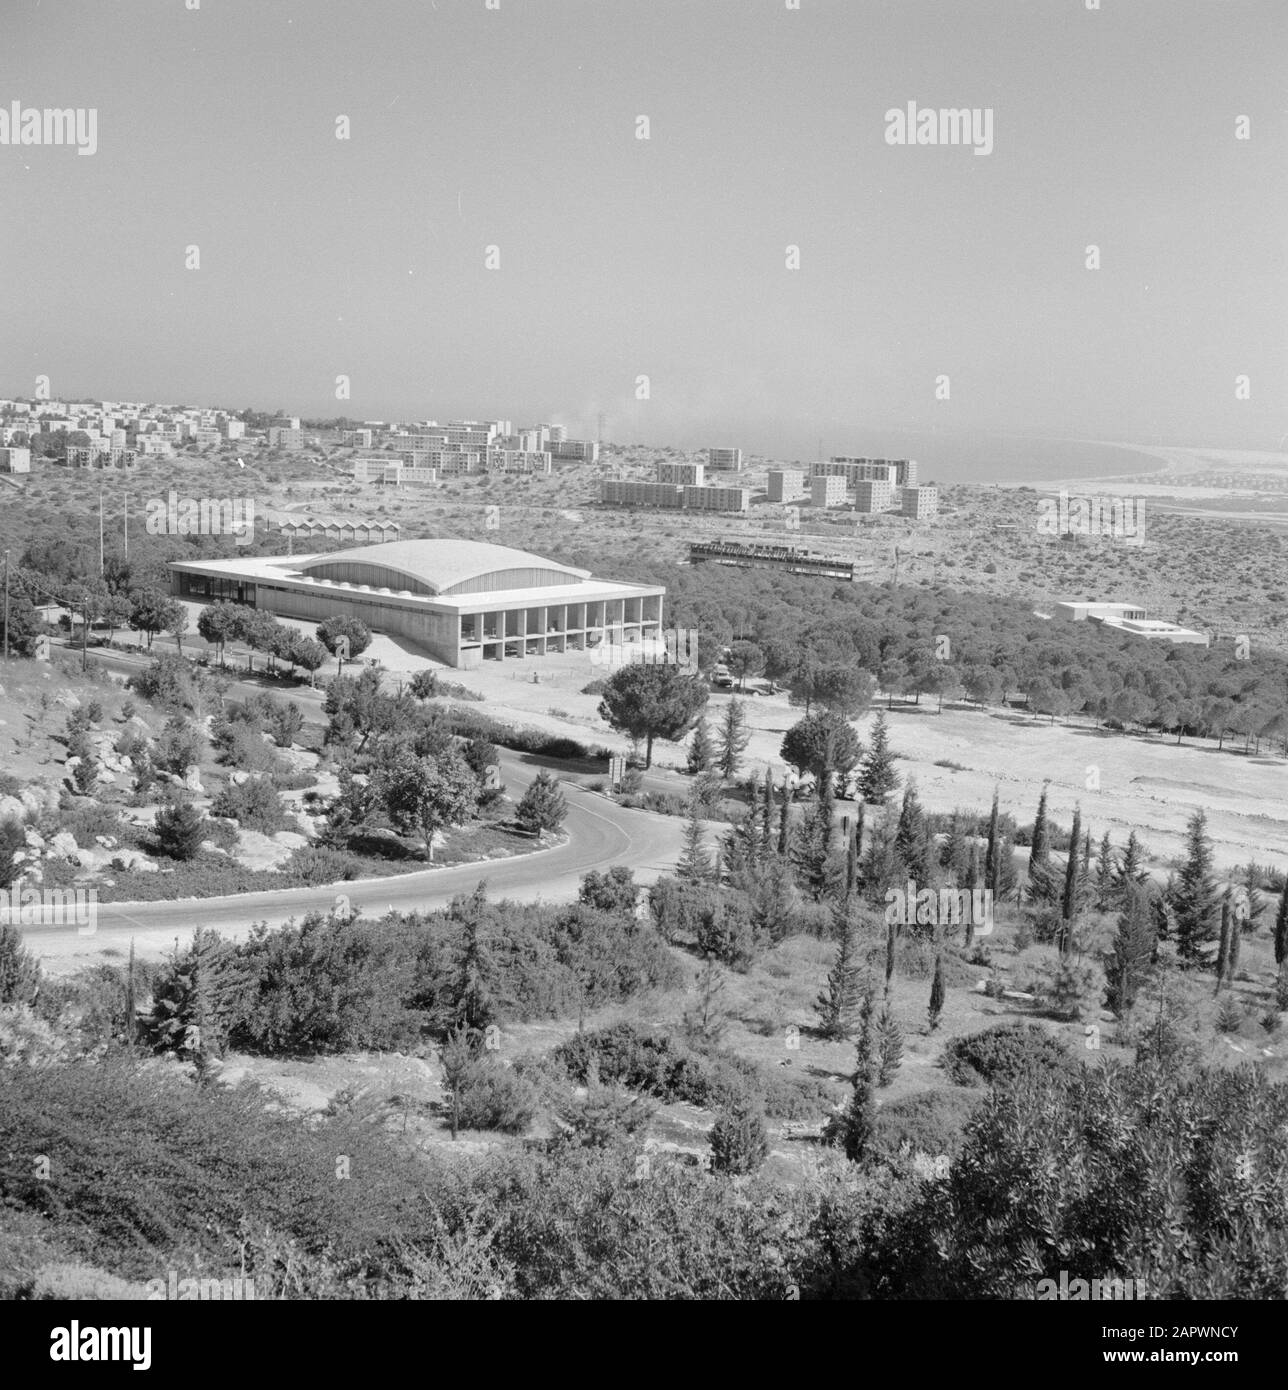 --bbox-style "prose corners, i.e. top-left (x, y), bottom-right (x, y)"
top-left (297, 538), bottom-right (590, 596)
